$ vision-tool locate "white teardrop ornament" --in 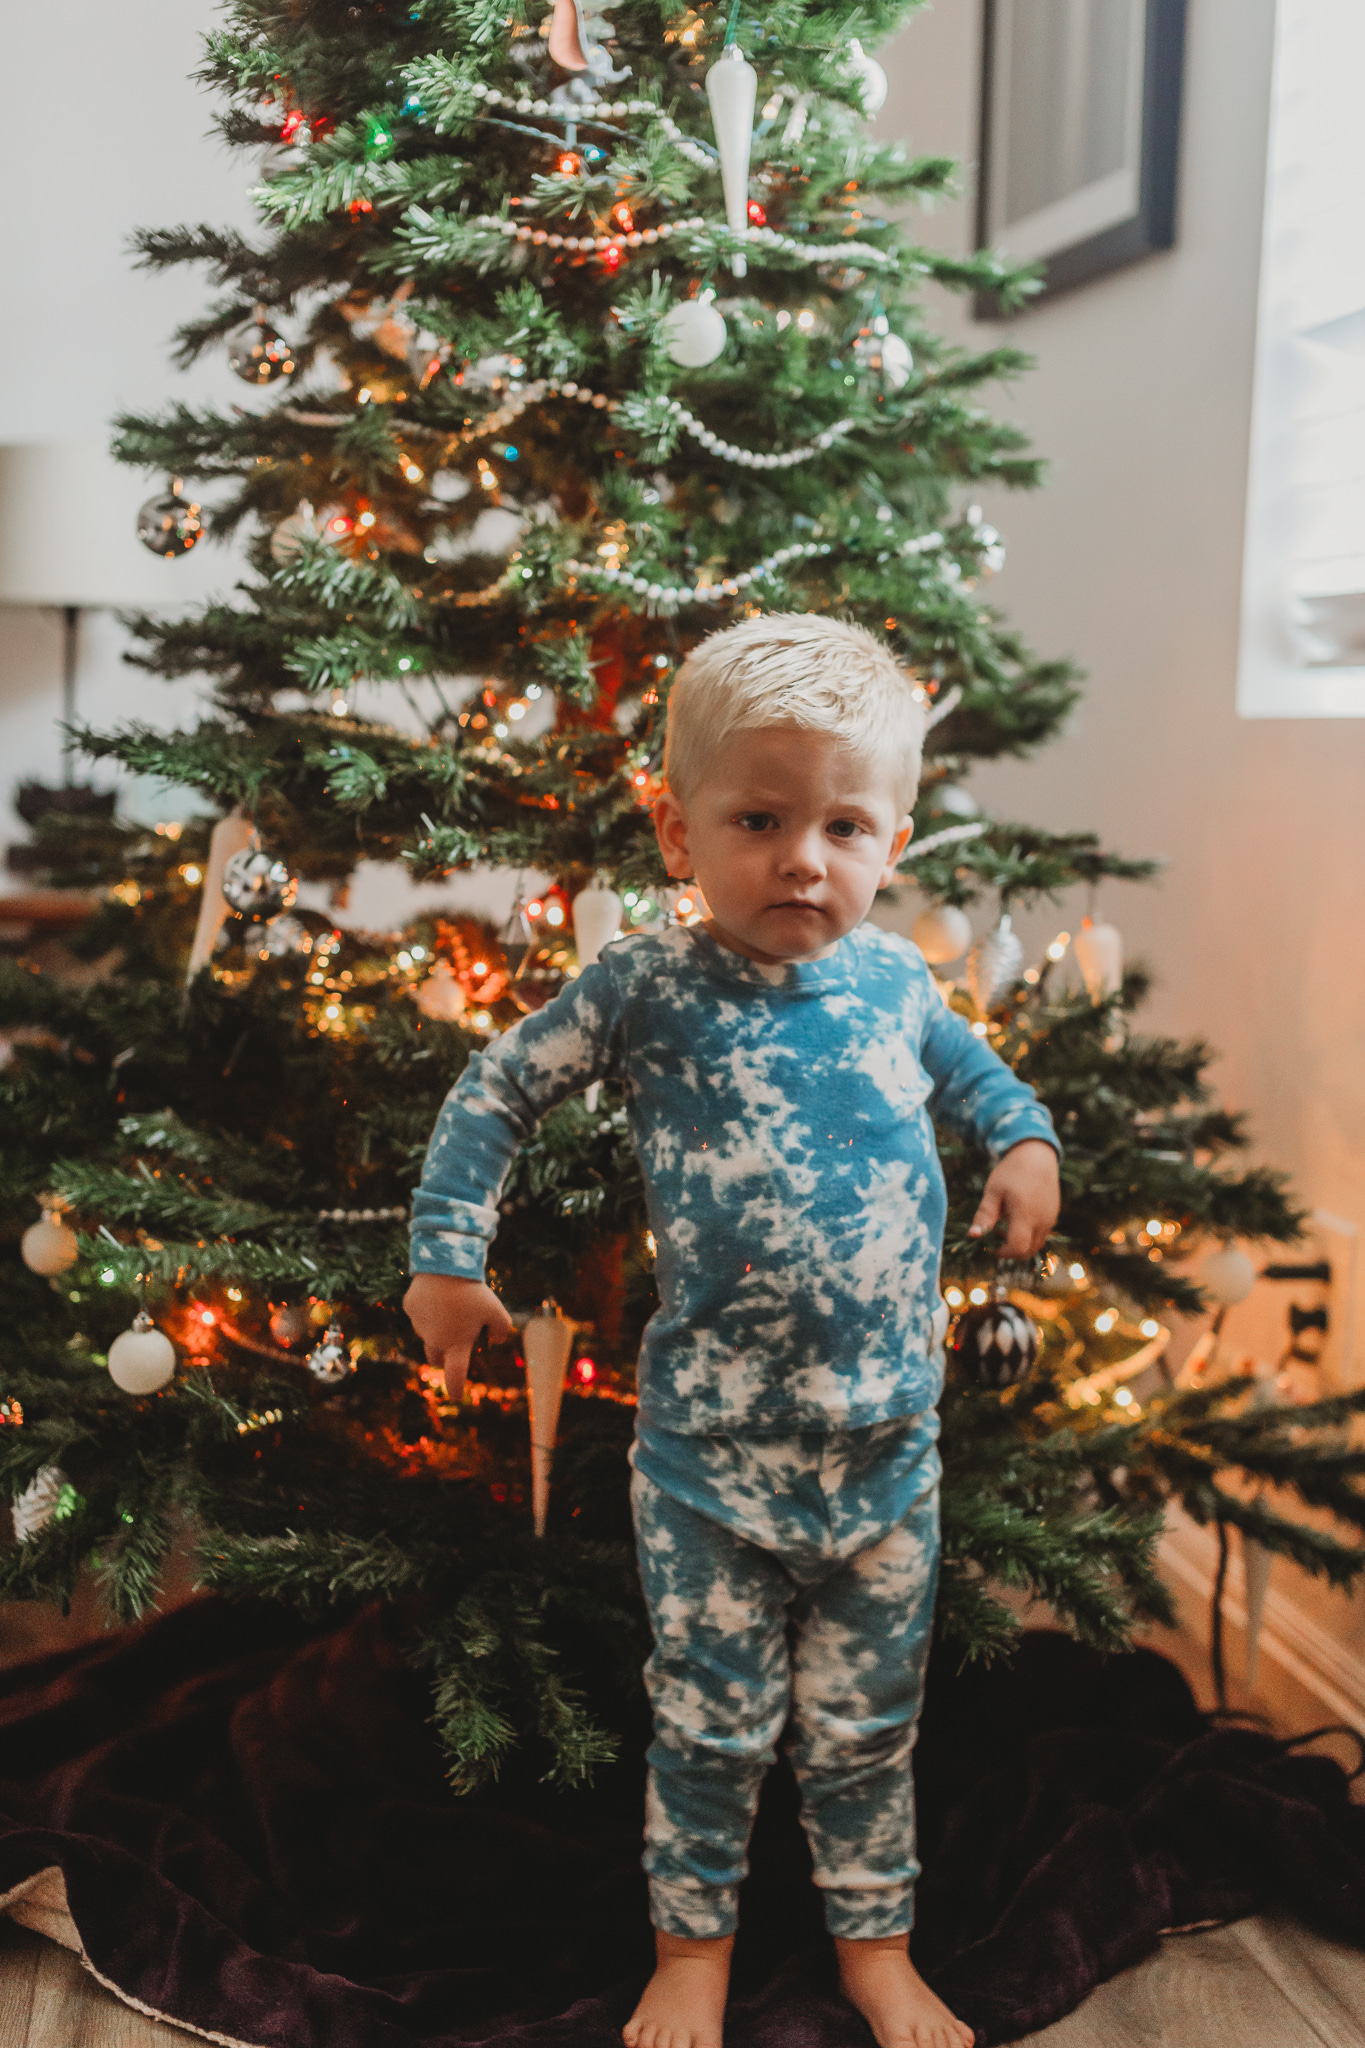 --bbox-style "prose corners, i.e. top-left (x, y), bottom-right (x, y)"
top-left (1075, 918), bottom-right (1123, 1001)
top-left (573, 882), bottom-right (623, 967)
top-left (912, 905), bottom-right (972, 966)
top-left (524, 1301), bottom-right (575, 1537)
top-left (966, 914), bottom-right (1022, 1011)
top-left (108, 1312), bottom-right (177, 1395)
top-left (706, 44), bottom-right (757, 278)
top-left (662, 294), bottom-right (727, 369)
top-left (22, 1210), bottom-right (79, 1276)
